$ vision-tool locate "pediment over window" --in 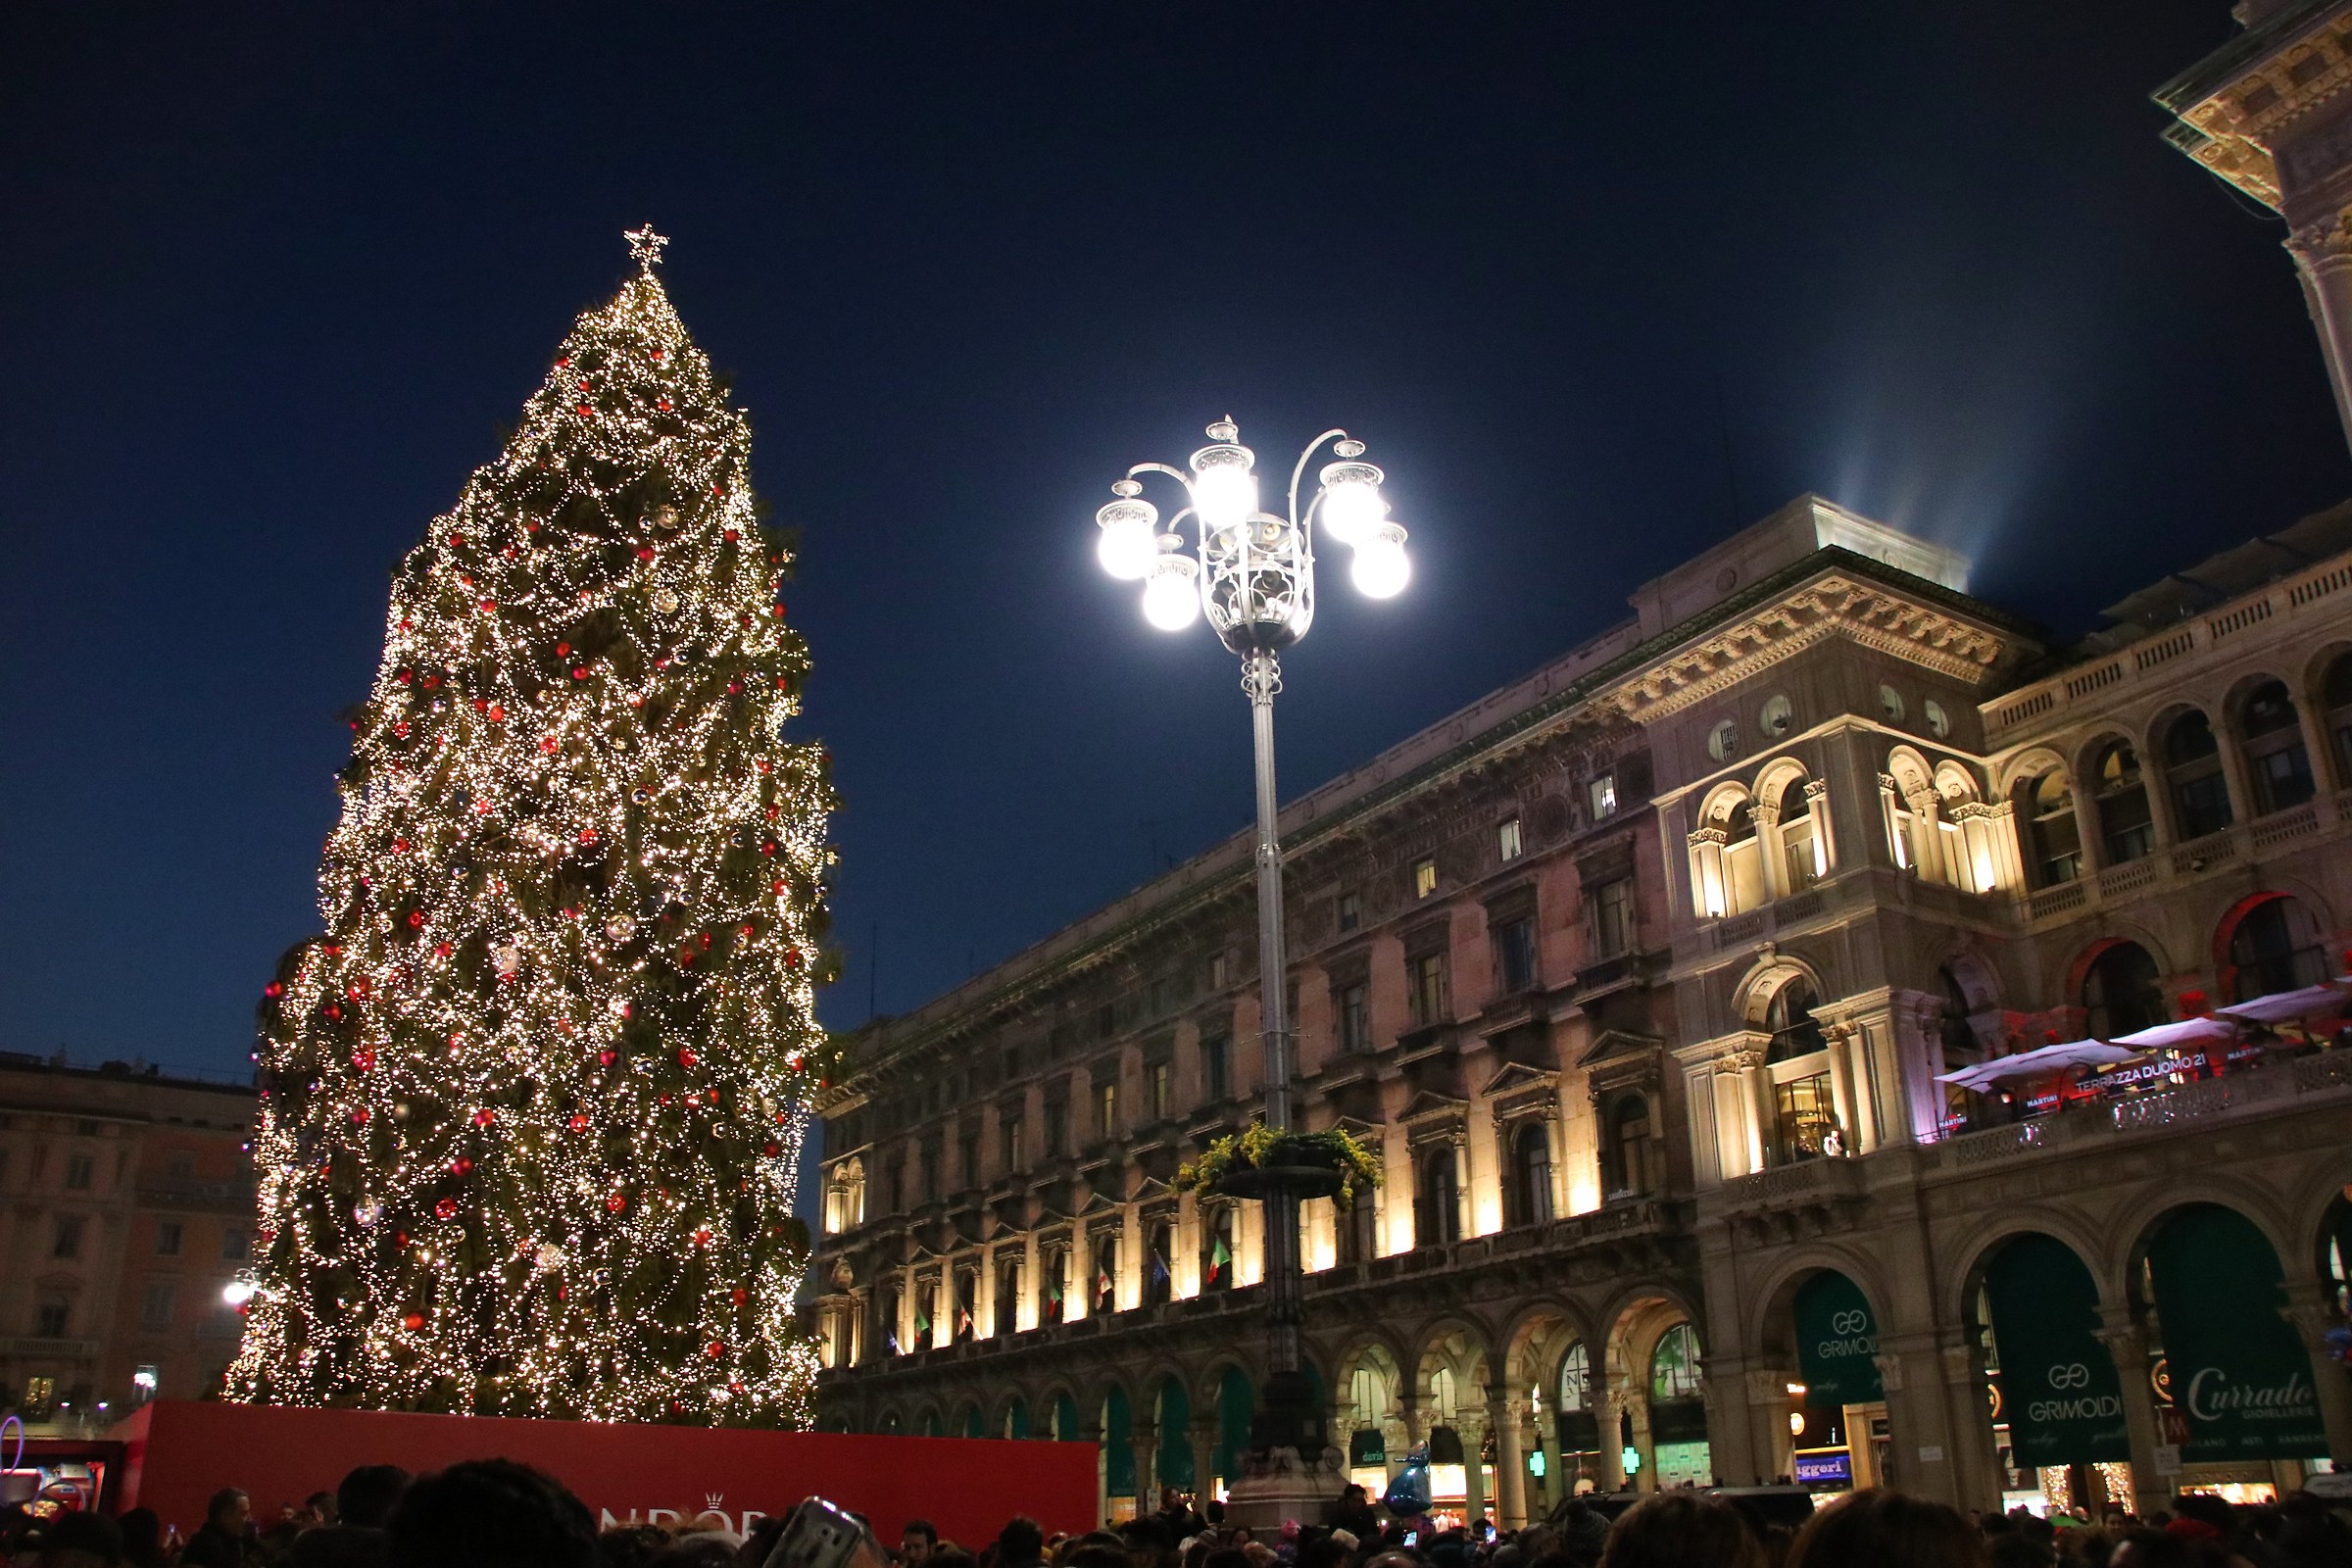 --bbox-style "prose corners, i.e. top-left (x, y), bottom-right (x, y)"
top-left (1576, 1027), bottom-right (1662, 1068)
top-left (1398, 1089), bottom-right (1467, 1125)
